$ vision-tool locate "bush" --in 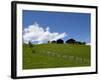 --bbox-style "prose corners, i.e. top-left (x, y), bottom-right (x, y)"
top-left (66, 38), bottom-right (76, 44)
top-left (29, 41), bottom-right (33, 48)
top-left (57, 39), bottom-right (64, 44)
top-left (51, 40), bottom-right (57, 44)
